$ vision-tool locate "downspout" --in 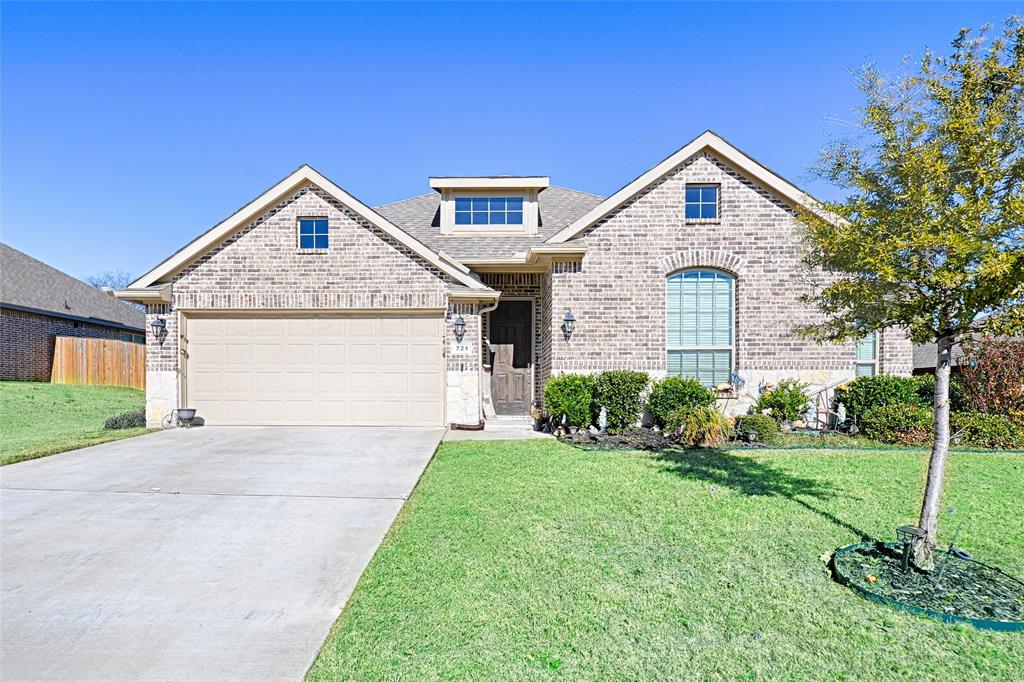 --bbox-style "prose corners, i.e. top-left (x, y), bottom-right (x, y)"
top-left (477, 298), bottom-right (501, 424)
